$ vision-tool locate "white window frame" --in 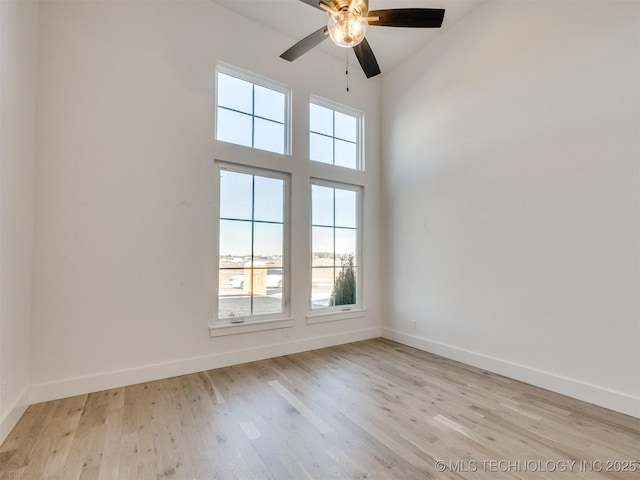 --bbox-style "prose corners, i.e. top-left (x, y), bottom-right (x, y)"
top-left (210, 161), bottom-right (293, 337)
top-left (309, 95), bottom-right (364, 171)
top-left (307, 178), bottom-right (365, 324)
top-left (215, 62), bottom-right (292, 156)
